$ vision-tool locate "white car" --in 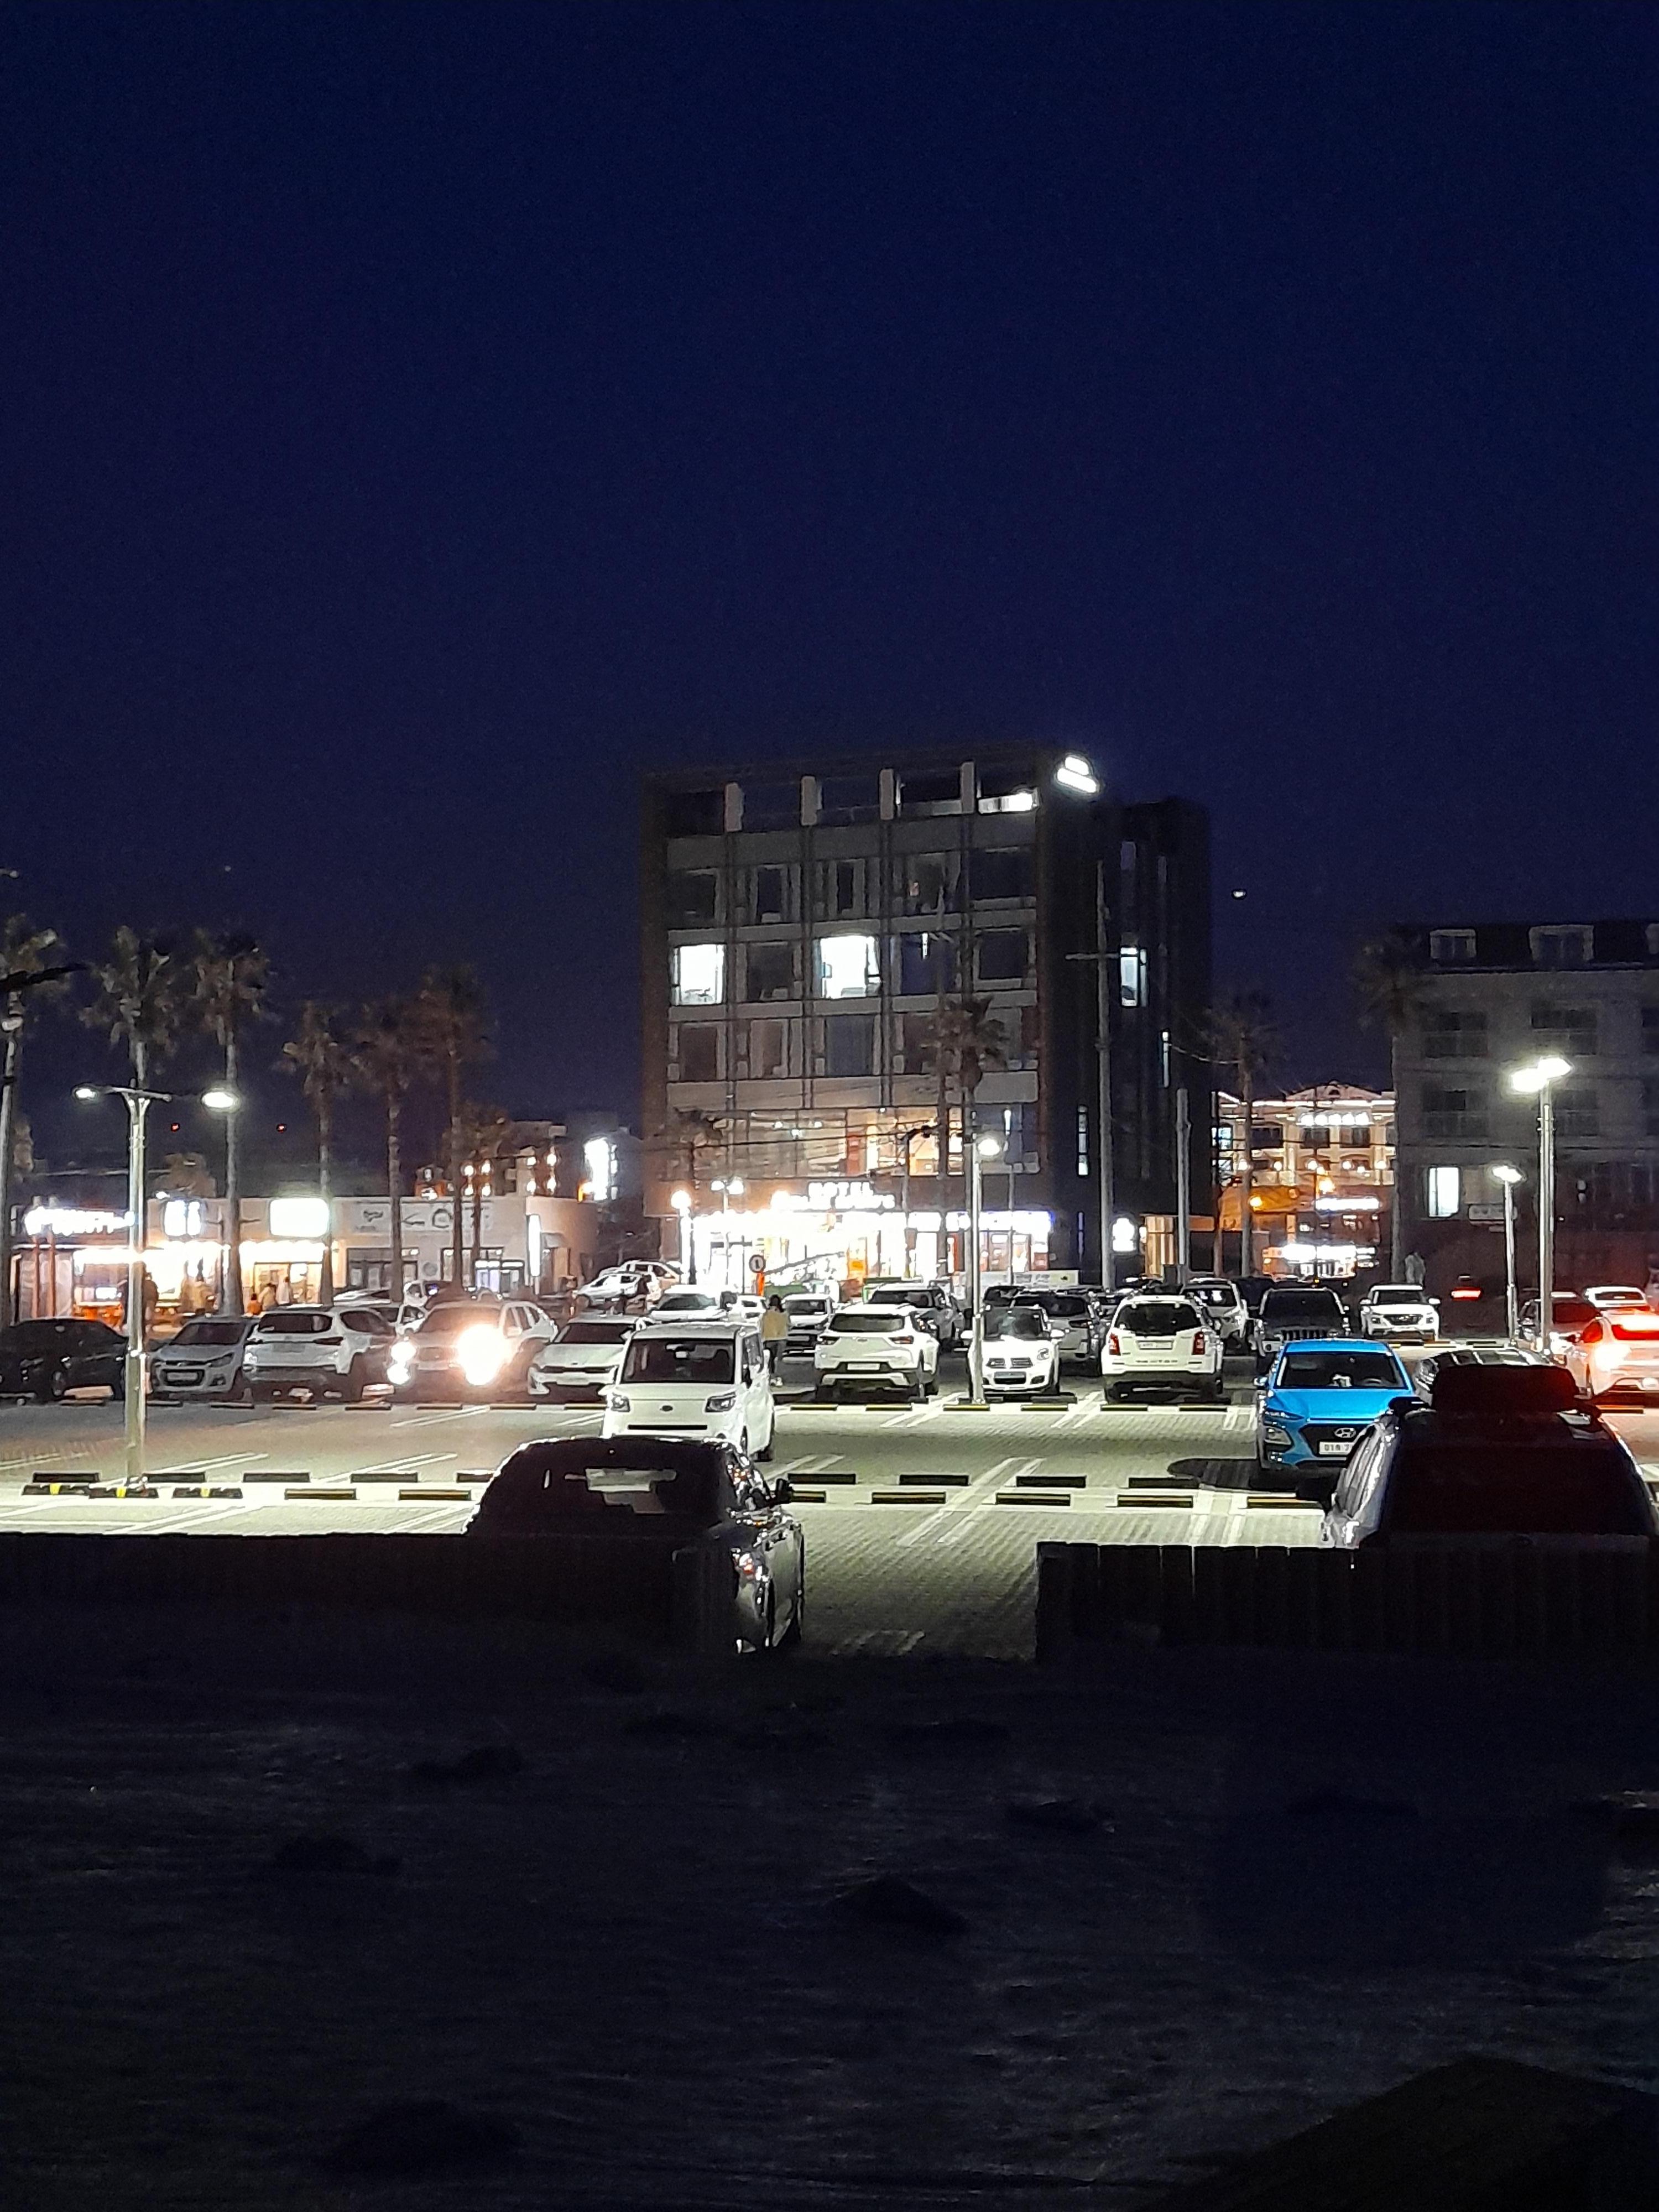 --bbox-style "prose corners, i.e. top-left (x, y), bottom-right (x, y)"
top-left (243, 1306), bottom-right (395, 1402)
top-left (1359, 1284), bottom-right (1441, 1343)
top-left (1584, 1285), bottom-right (1651, 1313)
top-left (387, 1300), bottom-right (559, 1401)
top-left (527, 1316), bottom-right (638, 1401)
top-left (979, 1304), bottom-right (1061, 1395)
top-left (578, 1261), bottom-right (679, 1311)
top-left (1102, 1295), bottom-right (1224, 1402)
top-left (603, 1319), bottom-right (776, 1458)
top-left (1567, 1306), bottom-right (1659, 1405)
top-left (1183, 1277), bottom-right (1249, 1349)
top-left (649, 1289), bottom-right (727, 1319)
top-left (813, 1303), bottom-right (939, 1400)
top-left (781, 1291), bottom-right (836, 1352)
